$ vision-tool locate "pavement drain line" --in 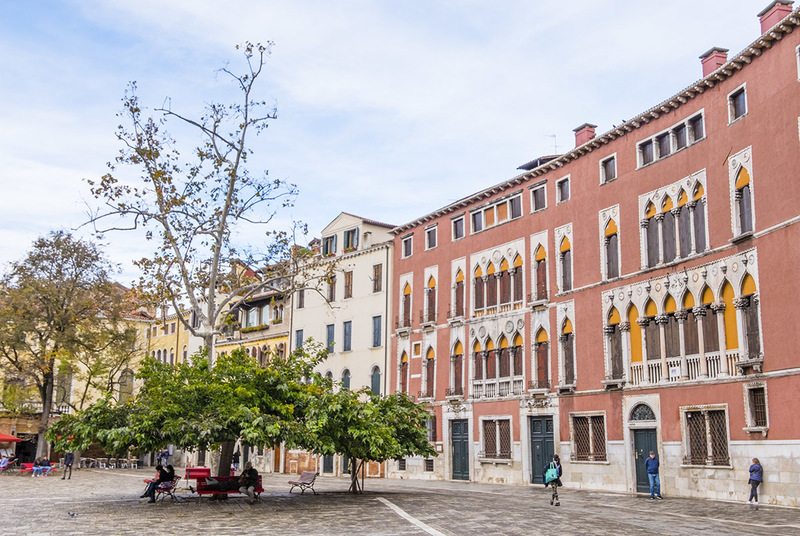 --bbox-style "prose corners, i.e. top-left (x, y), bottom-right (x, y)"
top-left (376, 497), bottom-right (448, 536)
top-left (598, 502), bottom-right (800, 530)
